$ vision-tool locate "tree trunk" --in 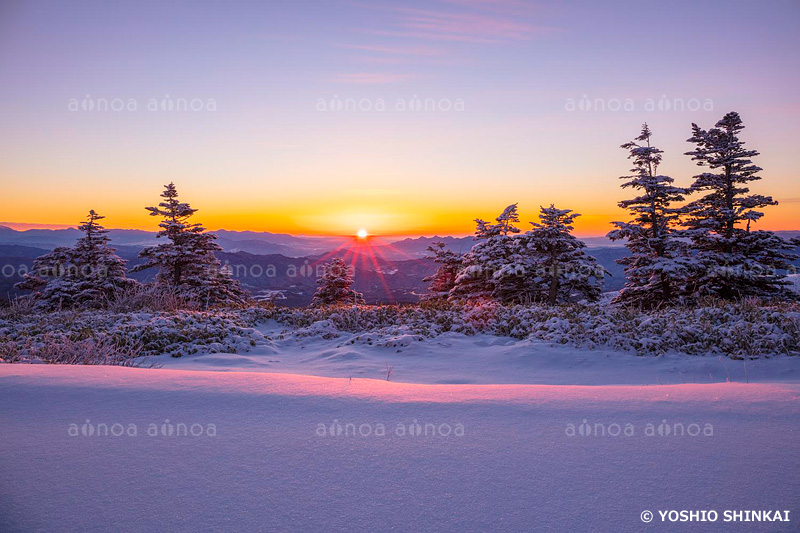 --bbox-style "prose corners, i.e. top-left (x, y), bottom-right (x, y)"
top-left (548, 260), bottom-right (559, 305)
